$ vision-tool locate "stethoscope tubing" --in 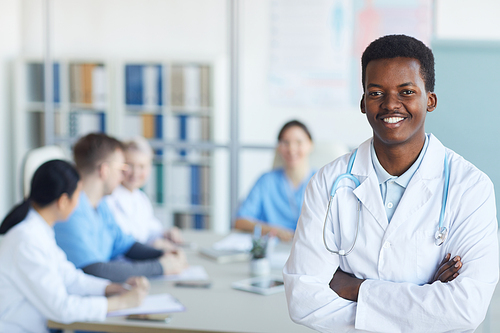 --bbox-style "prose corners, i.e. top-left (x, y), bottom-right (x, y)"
top-left (323, 148), bottom-right (450, 255)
